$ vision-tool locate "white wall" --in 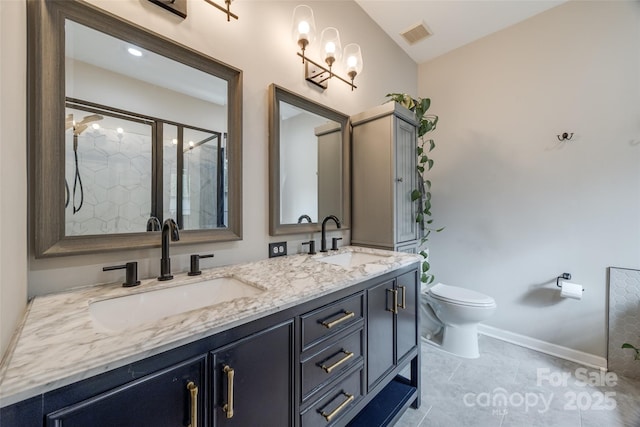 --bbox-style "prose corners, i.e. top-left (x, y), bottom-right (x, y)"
top-left (0, 0), bottom-right (28, 361)
top-left (420, 0), bottom-right (640, 358)
top-left (0, 0), bottom-right (417, 357)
